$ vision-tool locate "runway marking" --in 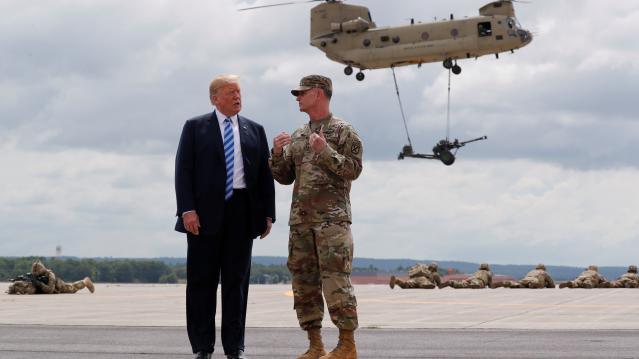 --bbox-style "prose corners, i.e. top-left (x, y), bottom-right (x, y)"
top-left (360, 298), bottom-right (639, 309)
